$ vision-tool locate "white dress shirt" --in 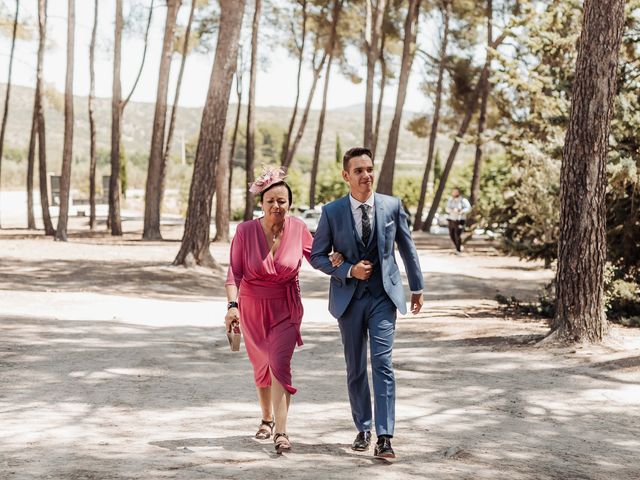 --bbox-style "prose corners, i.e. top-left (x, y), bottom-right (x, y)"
top-left (349, 193), bottom-right (375, 241)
